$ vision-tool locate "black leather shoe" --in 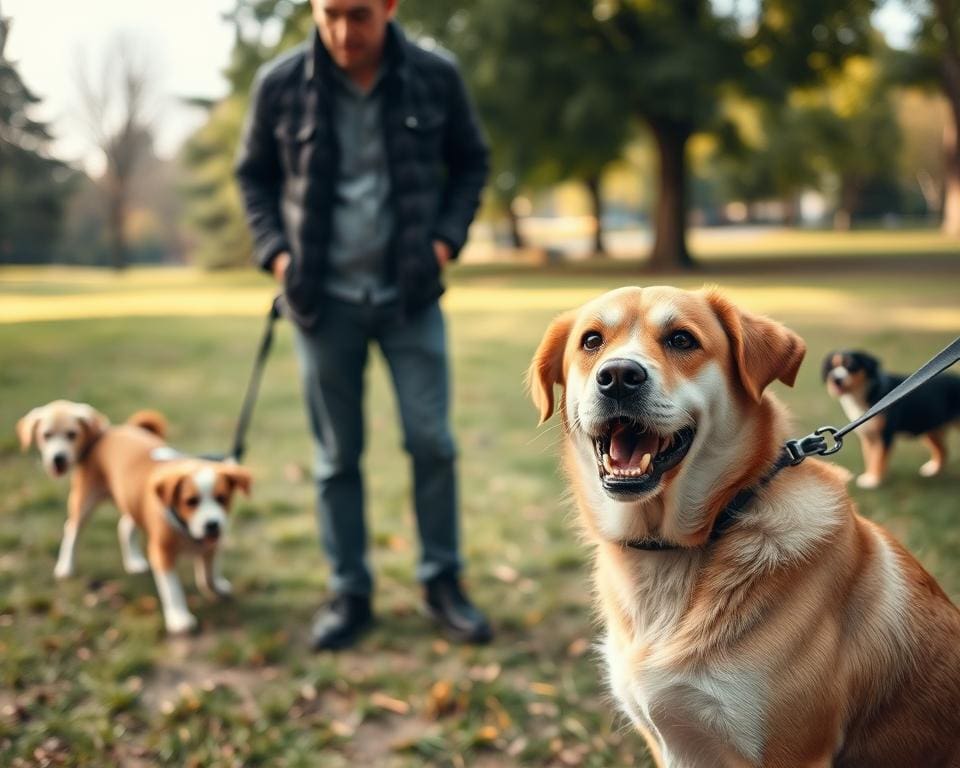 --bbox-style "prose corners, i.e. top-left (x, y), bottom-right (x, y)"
top-left (310, 593), bottom-right (373, 651)
top-left (424, 575), bottom-right (493, 644)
